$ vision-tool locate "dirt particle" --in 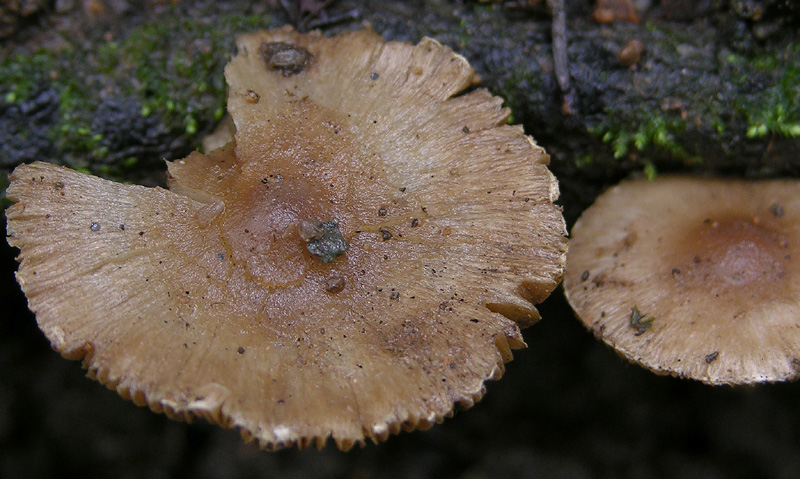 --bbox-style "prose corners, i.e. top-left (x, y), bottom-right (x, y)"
top-left (325, 274), bottom-right (346, 294)
top-left (260, 42), bottom-right (312, 76)
top-left (246, 90), bottom-right (260, 103)
top-left (618, 39), bottom-right (645, 67)
top-left (770, 203), bottom-right (784, 217)
top-left (594, 6), bottom-right (614, 23)
top-left (301, 219), bottom-right (349, 263)
top-left (297, 219), bottom-right (325, 241)
top-left (629, 306), bottom-right (655, 335)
